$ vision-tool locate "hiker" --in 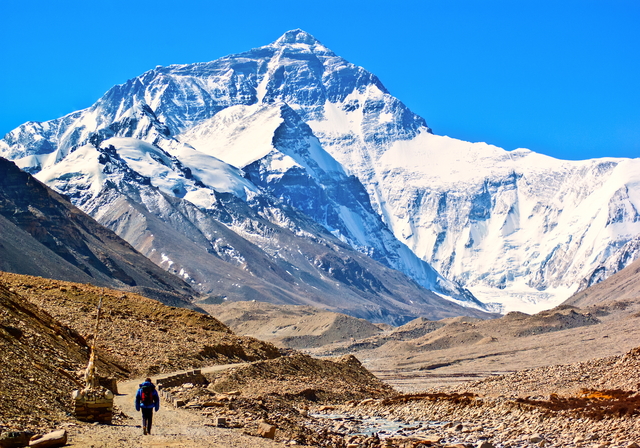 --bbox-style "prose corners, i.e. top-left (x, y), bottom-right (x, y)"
top-left (135, 377), bottom-right (160, 435)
